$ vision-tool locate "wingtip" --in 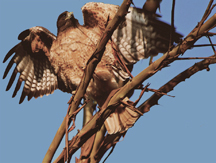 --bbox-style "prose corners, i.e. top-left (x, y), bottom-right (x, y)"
top-left (12, 89), bottom-right (18, 98)
top-left (3, 74), bottom-right (6, 79)
top-left (19, 98), bottom-right (24, 104)
top-left (19, 91), bottom-right (26, 104)
top-left (6, 80), bottom-right (13, 91)
top-left (3, 58), bottom-right (7, 63)
top-left (3, 54), bottom-right (10, 63)
top-left (5, 87), bottom-right (10, 92)
top-left (3, 44), bottom-right (19, 63)
top-left (18, 29), bottom-right (30, 40)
